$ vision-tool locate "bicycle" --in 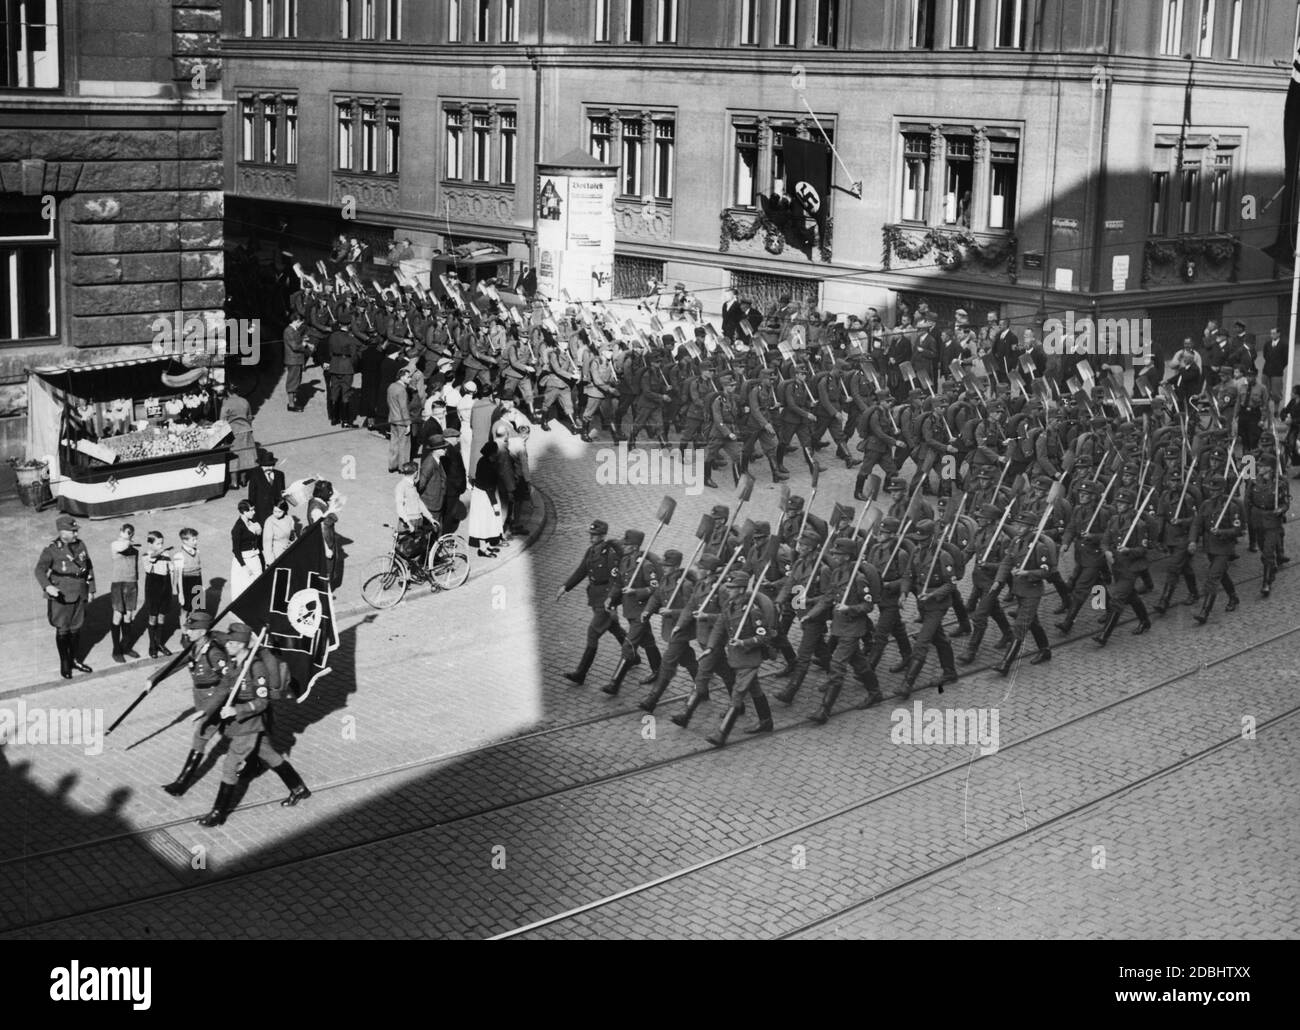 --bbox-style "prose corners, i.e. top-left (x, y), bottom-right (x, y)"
top-left (361, 522), bottom-right (471, 610)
